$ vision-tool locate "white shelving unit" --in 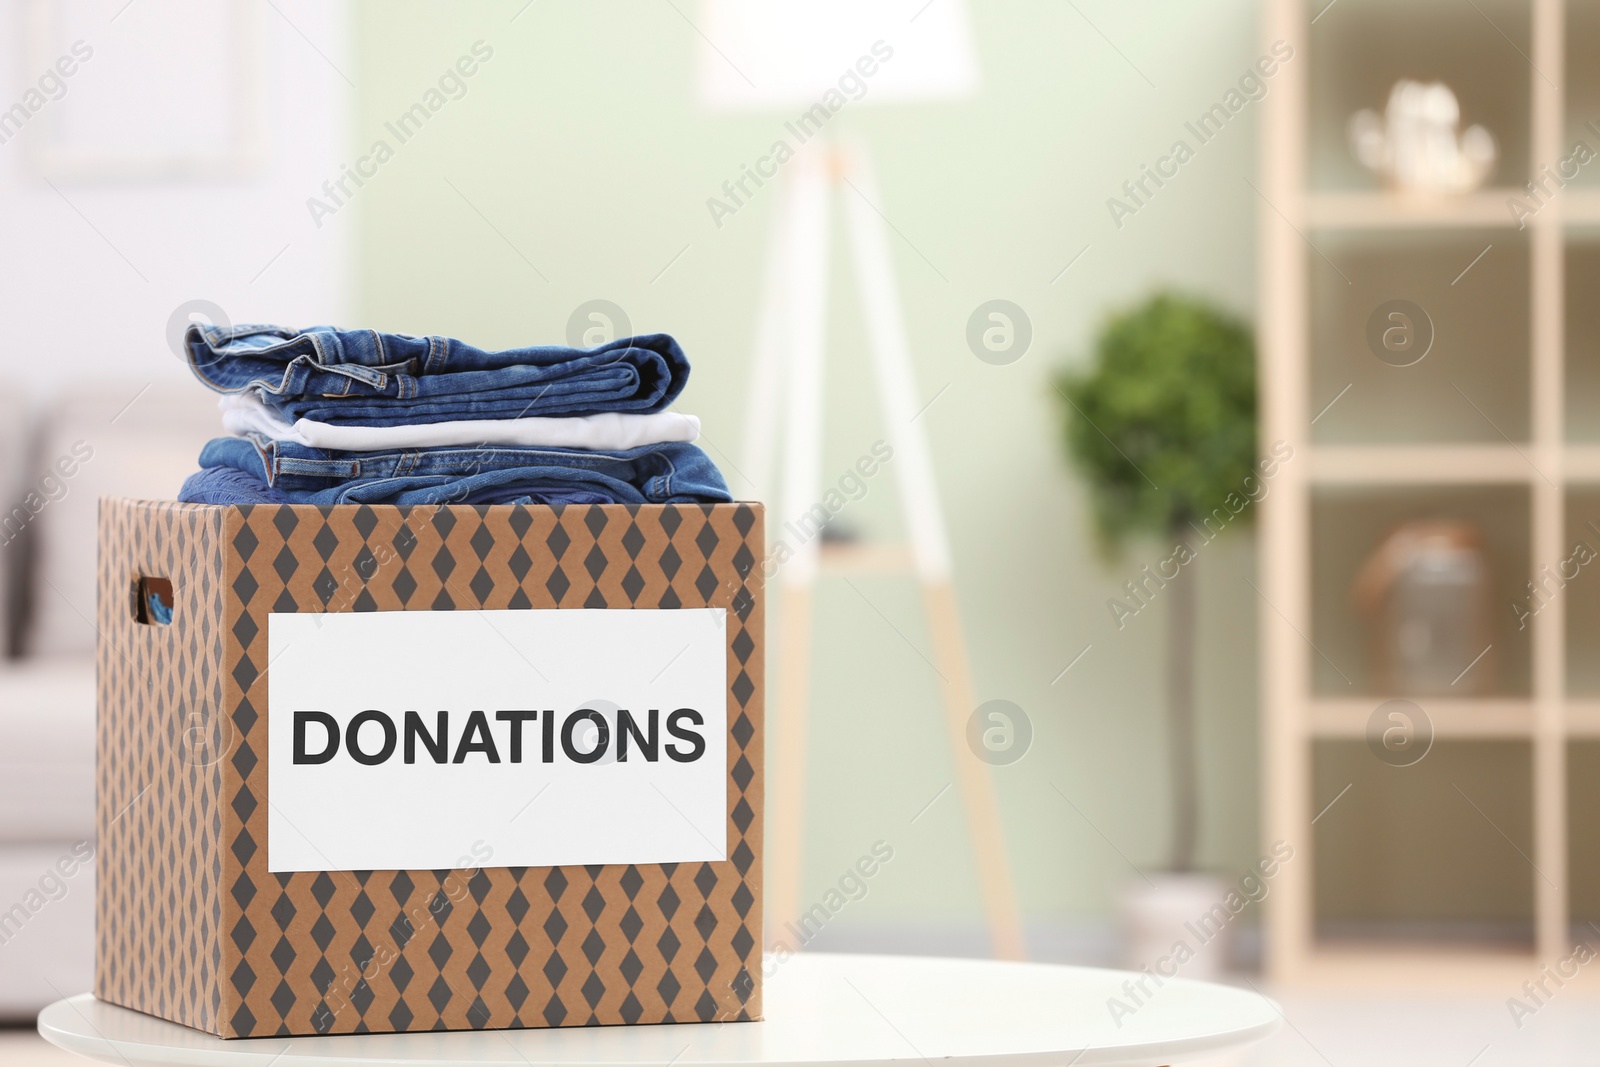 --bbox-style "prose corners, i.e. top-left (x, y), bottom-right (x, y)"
top-left (1258, 0), bottom-right (1595, 985)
